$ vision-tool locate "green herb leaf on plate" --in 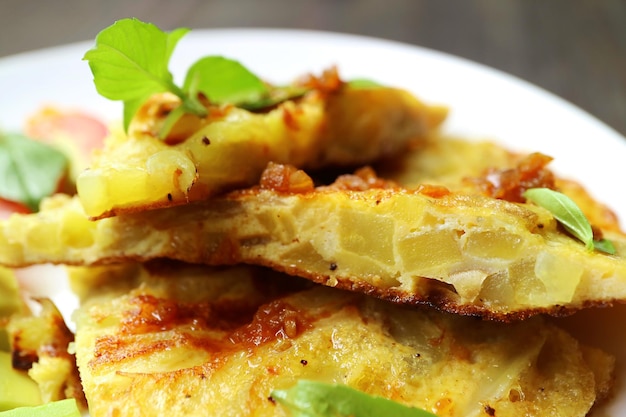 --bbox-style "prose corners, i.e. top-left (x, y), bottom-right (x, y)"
top-left (183, 56), bottom-right (269, 106)
top-left (83, 18), bottom-right (193, 130)
top-left (0, 399), bottom-right (81, 417)
top-left (240, 85), bottom-right (309, 111)
top-left (593, 238), bottom-right (616, 255)
top-left (271, 380), bottom-right (437, 417)
top-left (523, 187), bottom-right (613, 253)
top-left (0, 133), bottom-right (68, 212)
top-left (348, 78), bottom-right (383, 89)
